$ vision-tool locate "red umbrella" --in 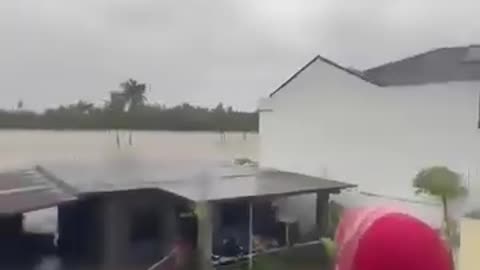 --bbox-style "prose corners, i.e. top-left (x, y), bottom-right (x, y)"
top-left (335, 207), bottom-right (452, 270)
